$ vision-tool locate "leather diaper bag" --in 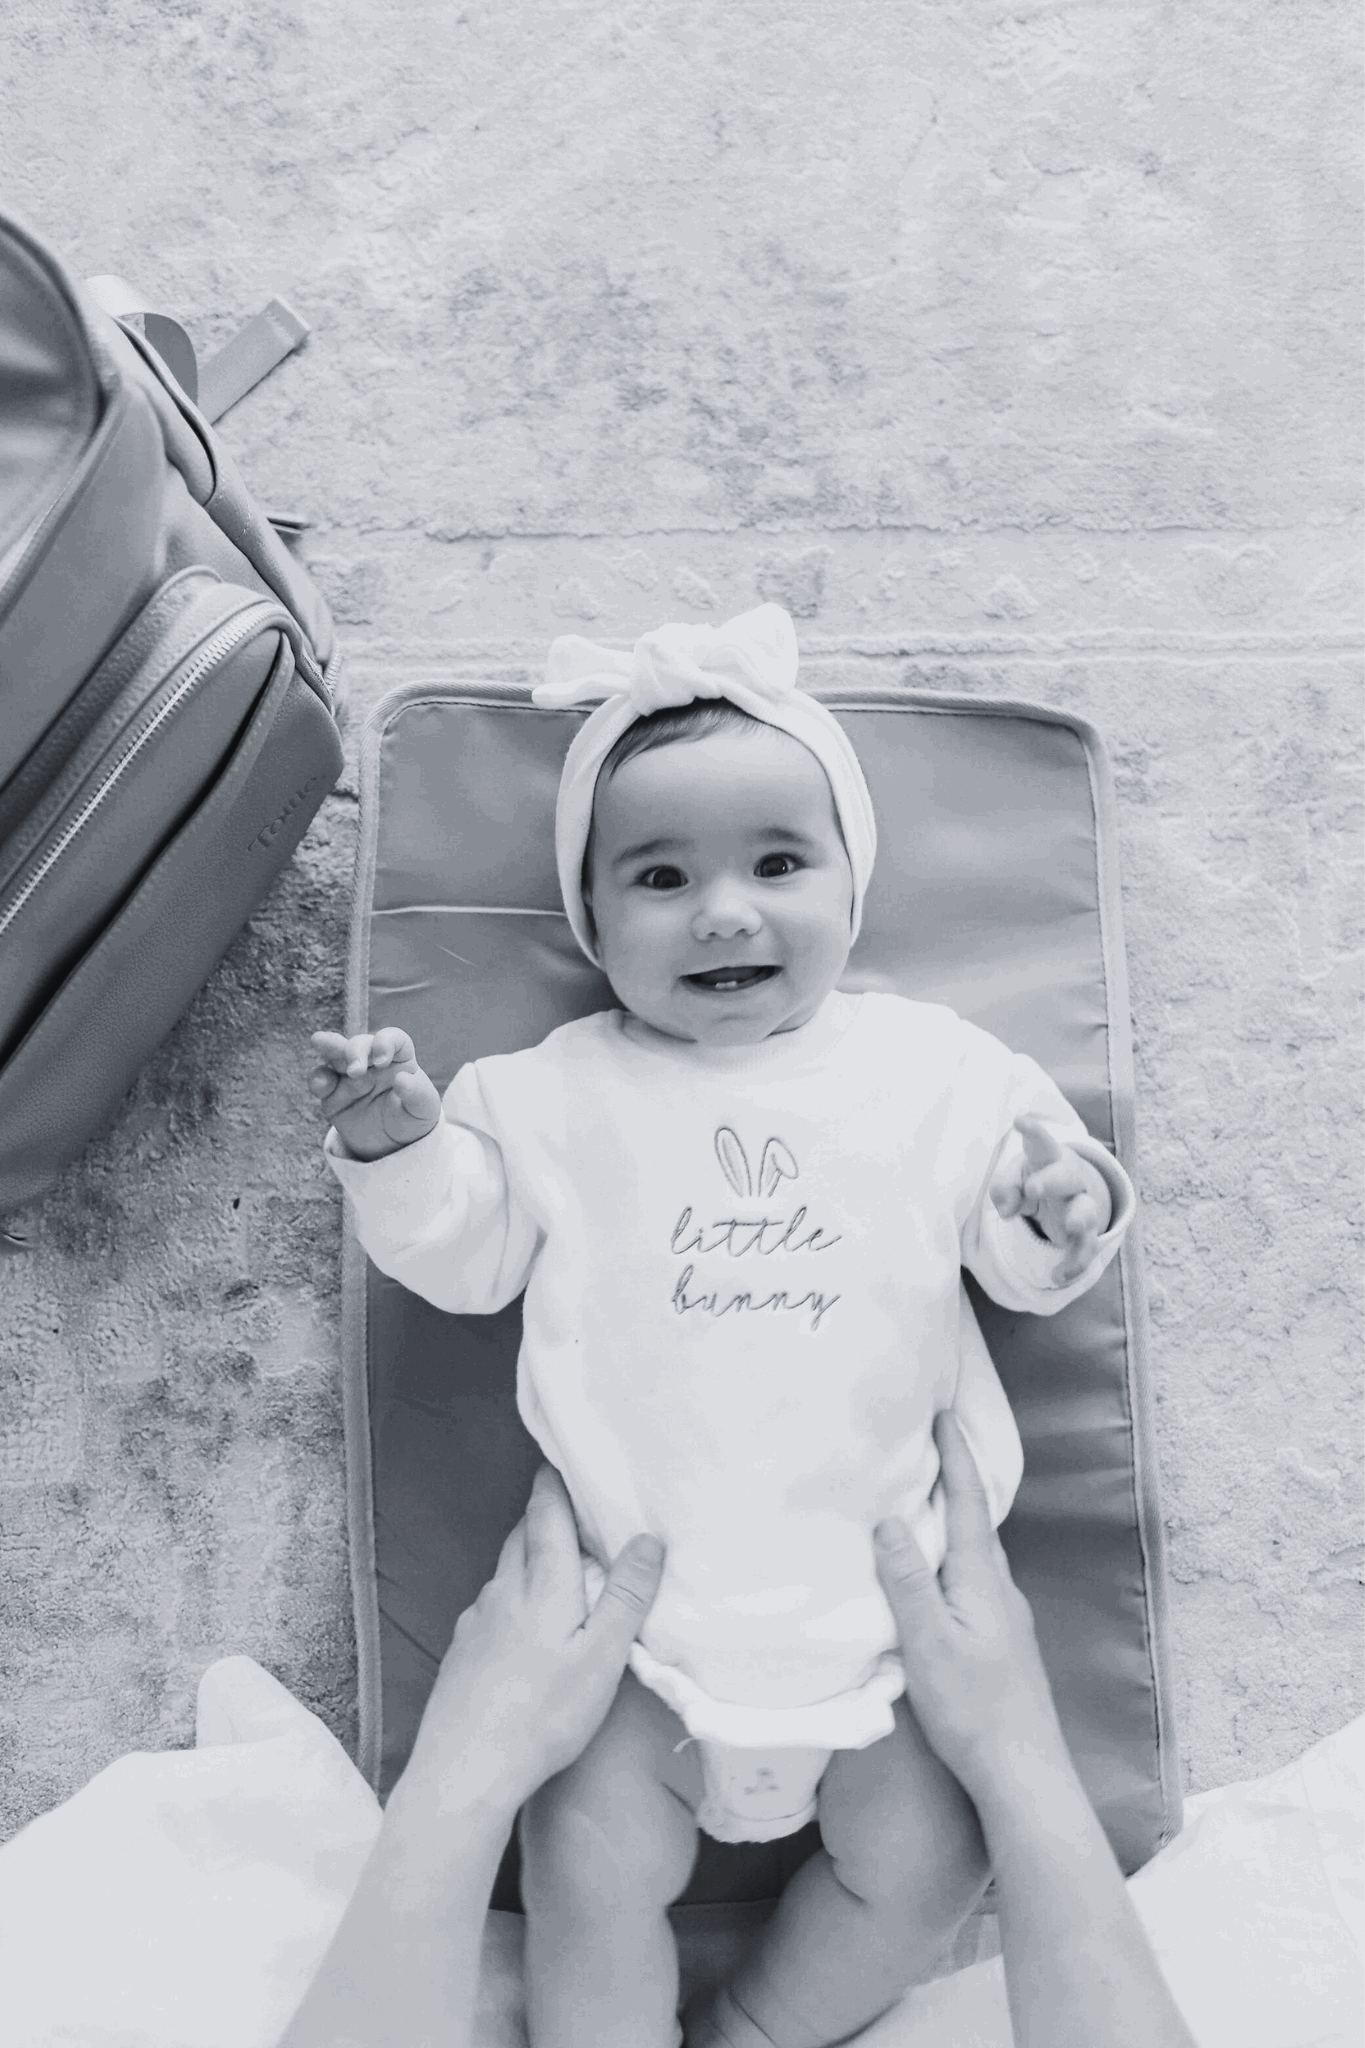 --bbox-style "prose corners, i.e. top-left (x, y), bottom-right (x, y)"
top-left (0, 208), bottom-right (343, 1219)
